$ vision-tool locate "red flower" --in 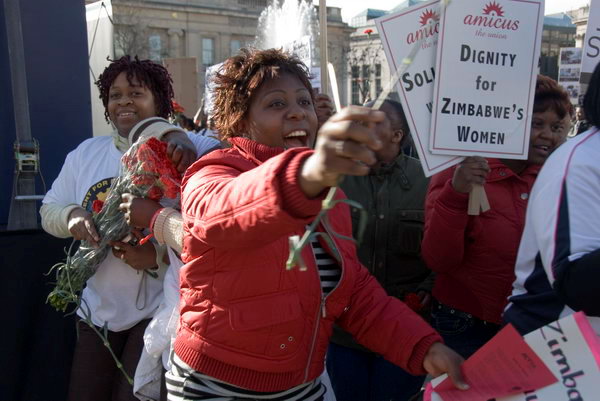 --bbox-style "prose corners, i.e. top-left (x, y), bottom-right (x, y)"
top-left (145, 137), bottom-right (168, 155)
top-left (132, 174), bottom-right (155, 187)
top-left (92, 200), bottom-right (104, 214)
top-left (122, 154), bottom-right (136, 170)
top-left (139, 159), bottom-right (159, 174)
top-left (172, 100), bottom-right (185, 114)
top-left (146, 185), bottom-right (164, 201)
top-left (160, 176), bottom-right (179, 199)
top-left (122, 136), bottom-right (181, 202)
top-left (404, 293), bottom-right (423, 312)
top-left (364, 28), bottom-right (373, 35)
